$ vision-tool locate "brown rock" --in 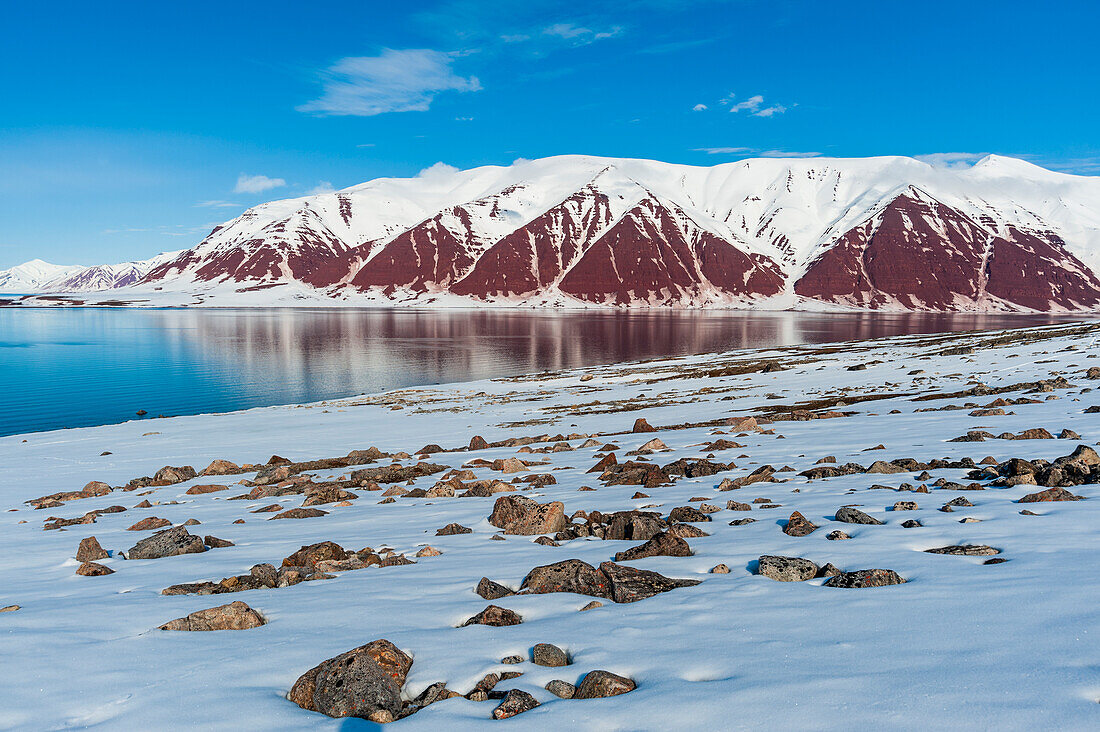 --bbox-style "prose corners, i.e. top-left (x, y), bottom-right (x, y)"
top-left (283, 541), bottom-right (348, 569)
top-left (269, 508), bottom-right (328, 520)
top-left (488, 495), bottom-right (567, 535)
top-left (75, 536), bottom-right (108, 563)
top-left (76, 561), bottom-right (114, 576)
top-left (783, 511), bottom-right (818, 537)
top-left (1019, 487), bottom-right (1085, 503)
top-left (632, 418), bottom-right (656, 433)
top-left (462, 605), bottom-right (523, 627)
top-left (185, 484), bottom-right (228, 495)
top-left (476, 577), bottom-right (515, 600)
top-left (492, 689), bottom-right (540, 719)
top-left (160, 601), bottom-right (266, 631)
top-left (154, 465), bottom-right (197, 484)
top-left (613, 531), bottom-right (692, 561)
top-left (200, 459), bottom-right (241, 476)
top-left (574, 670), bottom-right (636, 699)
top-left (127, 517), bottom-right (172, 531)
top-left (436, 522), bottom-right (473, 536)
top-left (204, 535), bottom-right (234, 548)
